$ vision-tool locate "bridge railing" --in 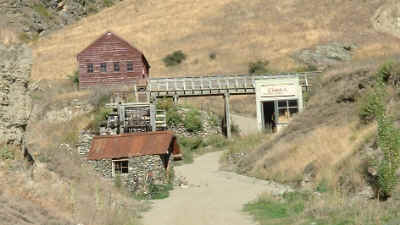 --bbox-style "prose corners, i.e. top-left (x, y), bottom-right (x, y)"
top-left (148, 72), bottom-right (320, 92)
